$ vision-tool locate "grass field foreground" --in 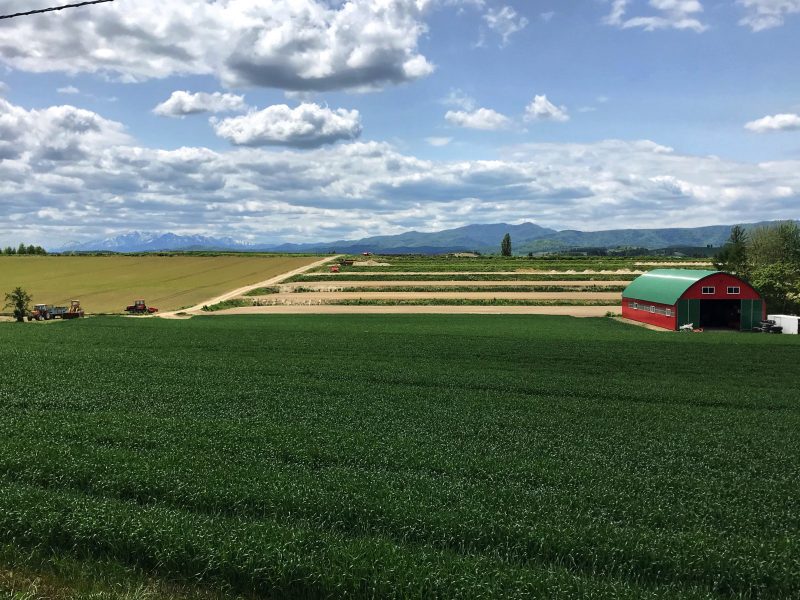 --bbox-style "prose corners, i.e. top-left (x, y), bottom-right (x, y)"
top-left (0, 315), bottom-right (798, 598)
top-left (0, 256), bottom-right (320, 314)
